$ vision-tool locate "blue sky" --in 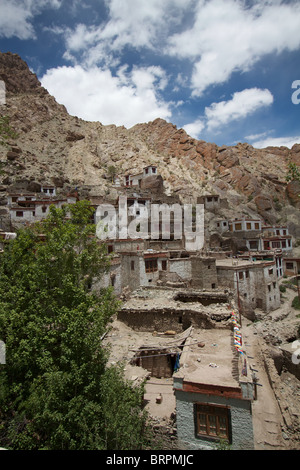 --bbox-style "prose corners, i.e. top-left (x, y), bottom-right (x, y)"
top-left (0, 0), bottom-right (300, 148)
